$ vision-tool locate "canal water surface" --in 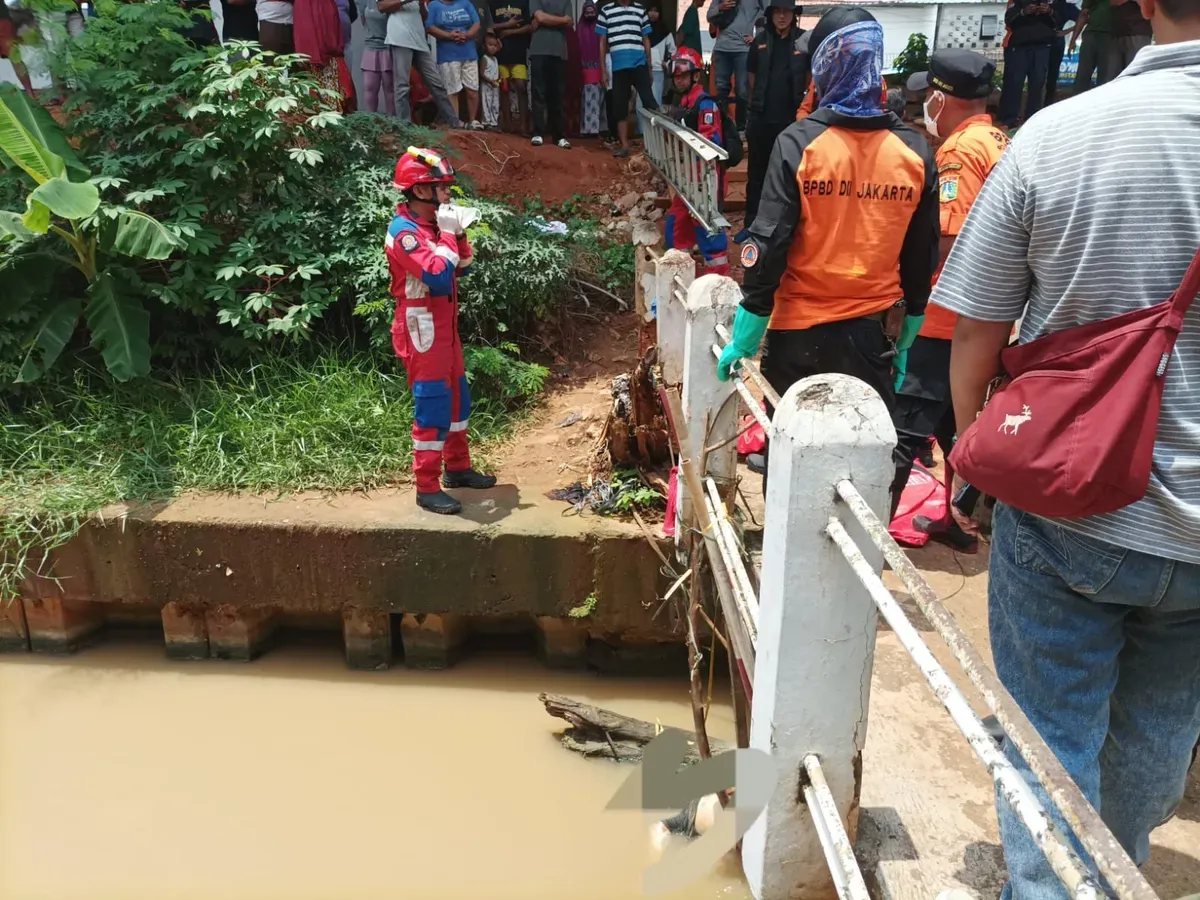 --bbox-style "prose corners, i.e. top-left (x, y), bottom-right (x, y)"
top-left (0, 634), bottom-right (751, 900)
